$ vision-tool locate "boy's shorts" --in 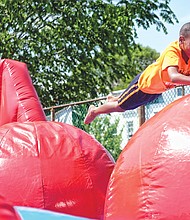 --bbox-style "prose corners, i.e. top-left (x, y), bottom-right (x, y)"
top-left (118, 73), bottom-right (161, 110)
